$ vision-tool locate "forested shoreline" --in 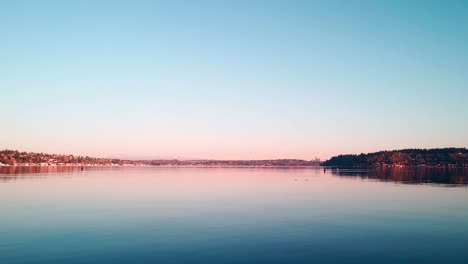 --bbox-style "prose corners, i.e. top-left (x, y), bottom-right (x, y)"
top-left (322, 148), bottom-right (468, 168)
